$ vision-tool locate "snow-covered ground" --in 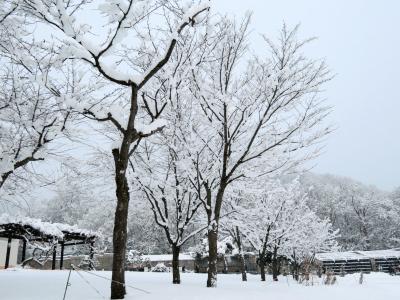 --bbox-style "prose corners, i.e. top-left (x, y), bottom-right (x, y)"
top-left (0, 269), bottom-right (399, 300)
